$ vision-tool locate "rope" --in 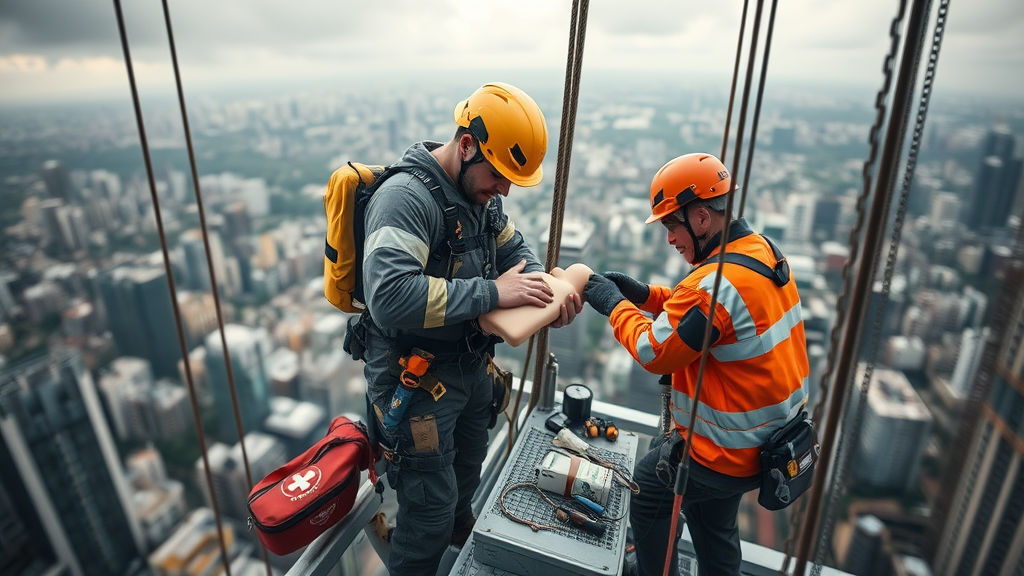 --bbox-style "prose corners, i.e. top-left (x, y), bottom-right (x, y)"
top-left (112, 2), bottom-right (232, 574)
top-left (738, 0), bottom-right (779, 219)
top-left (159, 2), bottom-right (272, 573)
top-left (728, 0), bottom-right (765, 201)
top-left (498, 482), bottom-right (563, 532)
top-left (507, 334), bottom-right (535, 454)
top-left (809, 1), bottom-right (943, 573)
top-left (664, 5), bottom-right (764, 574)
top-left (721, 0), bottom-right (751, 163)
top-left (793, 0), bottom-right (935, 573)
top-left (527, 0), bottom-right (590, 415)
